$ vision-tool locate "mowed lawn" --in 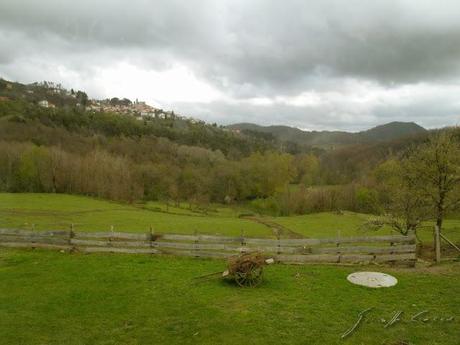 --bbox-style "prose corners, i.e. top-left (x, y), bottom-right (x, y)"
top-left (0, 248), bottom-right (459, 345)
